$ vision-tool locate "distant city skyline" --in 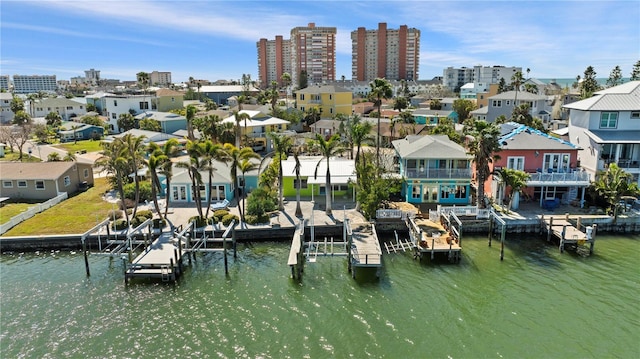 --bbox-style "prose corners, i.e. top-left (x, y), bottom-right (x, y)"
top-left (1, 1), bottom-right (638, 84)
